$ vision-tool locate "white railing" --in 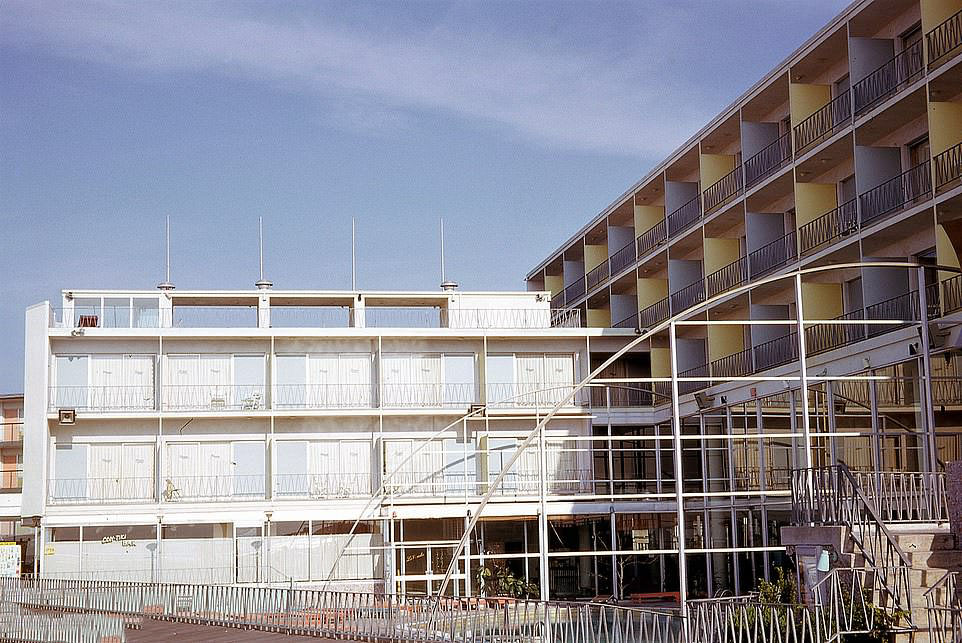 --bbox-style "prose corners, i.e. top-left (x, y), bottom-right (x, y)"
top-left (161, 384), bottom-right (266, 411)
top-left (272, 383), bottom-right (374, 409)
top-left (160, 474), bottom-right (265, 501)
top-left (48, 477), bottom-right (154, 505)
top-left (486, 382), bottom-right (581, 408)
top-left (273, 472), bottom-right (372, 499)
top-left (48, 385), bottom-right (155, 412)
